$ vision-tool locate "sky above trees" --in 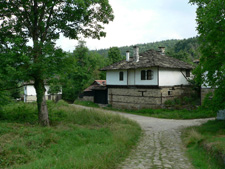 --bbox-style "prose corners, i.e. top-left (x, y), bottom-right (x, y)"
top-left (57, 0), bottom-right (197, 51)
